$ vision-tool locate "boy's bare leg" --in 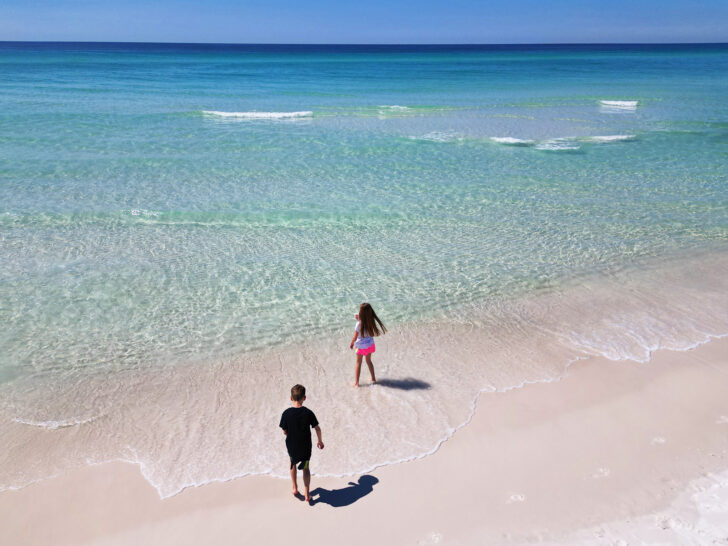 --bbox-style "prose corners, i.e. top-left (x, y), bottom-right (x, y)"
top-left (303, 467), bottom-right (311, 502)
top-left (353, 354), bottom-right (363, 387)
top-left (290, 465), bottom-right (299, 496)
top-left (365, 354), bottom-right (376, 383)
